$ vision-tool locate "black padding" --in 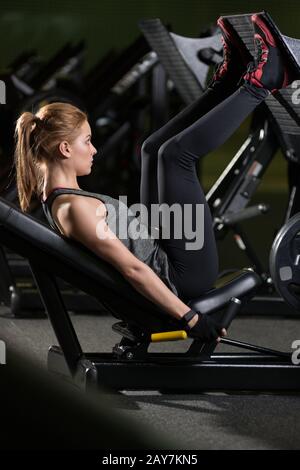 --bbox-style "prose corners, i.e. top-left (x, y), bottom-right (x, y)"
top-left (188, 270), bottom-right (262, 314)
